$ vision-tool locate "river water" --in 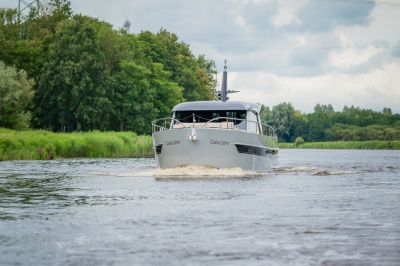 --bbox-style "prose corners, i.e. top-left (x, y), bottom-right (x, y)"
top-left (0, 149), bottom-right (399, 266)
